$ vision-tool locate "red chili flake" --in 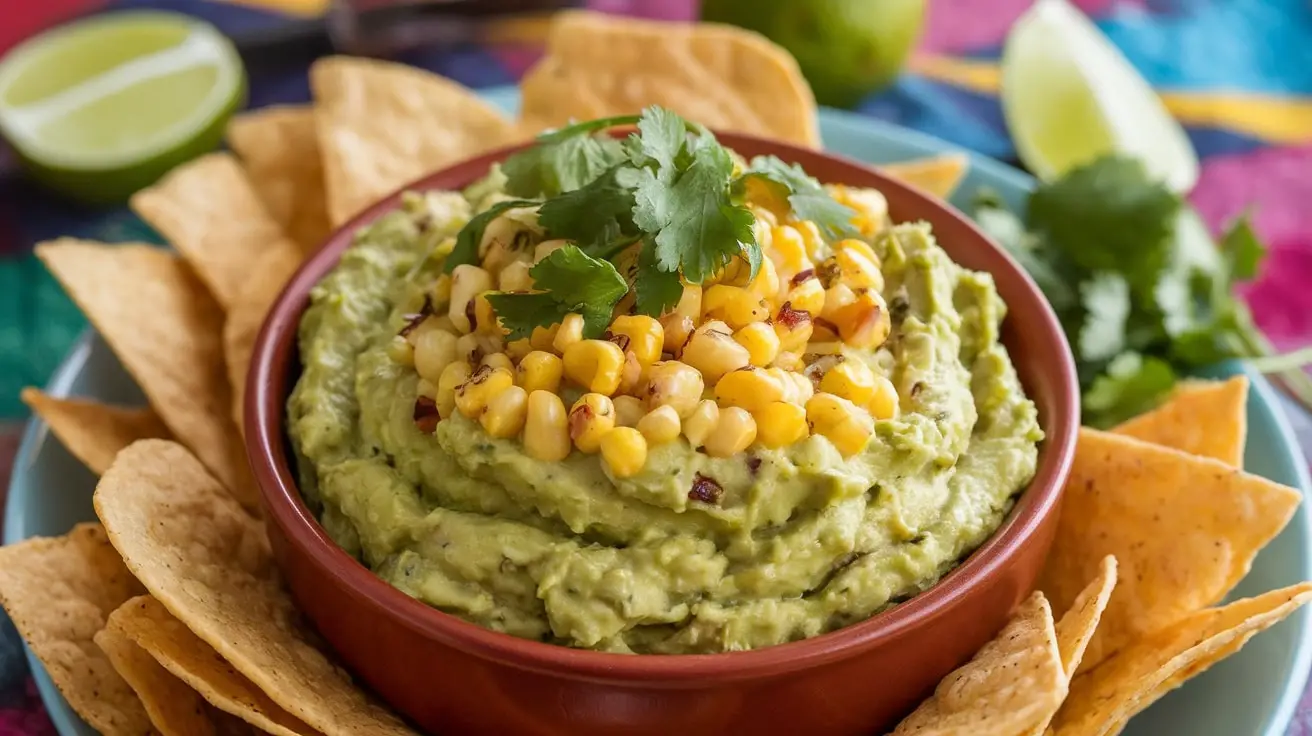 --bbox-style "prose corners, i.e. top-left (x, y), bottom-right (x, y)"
top-left (413, 396), bottom-right (440, 434)
top-left (746, 456), bottom-right (762, 476)
top-left (688, 473), bottom-right (724, 505)
top-left (776, 302), bottom-right (812, 328)
top-left (398, 295), bottom-right (434, 338)
top-left (789, 268), bottom-right (816, 287)
top-left (464, 299), bottom-right (479, 333)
